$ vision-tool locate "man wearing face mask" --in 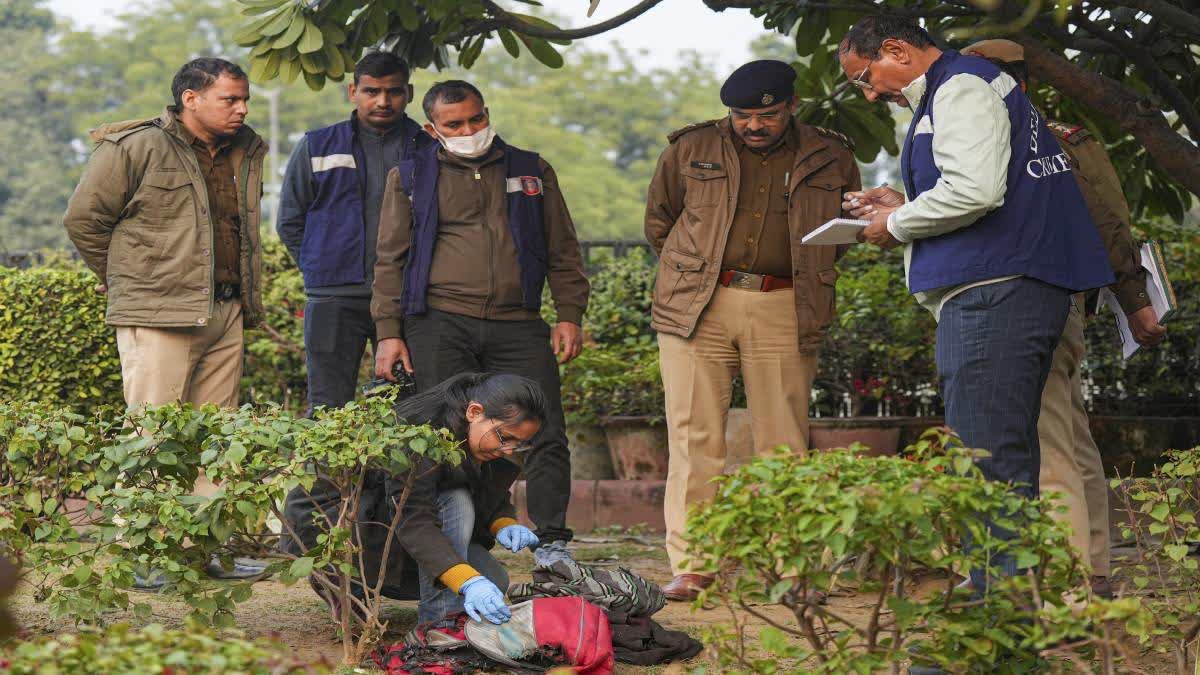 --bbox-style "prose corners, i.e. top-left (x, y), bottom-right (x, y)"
top-left (277, 52), bottom-right (430, 413)
top-left (372, 80), bottom-right (589, 567)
